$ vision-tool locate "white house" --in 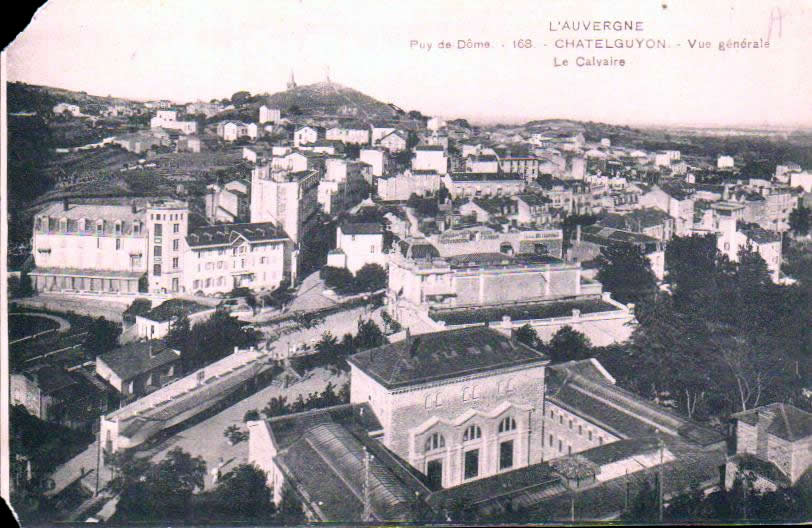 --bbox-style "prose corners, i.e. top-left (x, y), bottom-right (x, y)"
top-left (412, 145), bottom-right (448, 175)
top-left (327, 222), bottom-right (386, 274)
top-left (259, 106), bottom-right (281, 124)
